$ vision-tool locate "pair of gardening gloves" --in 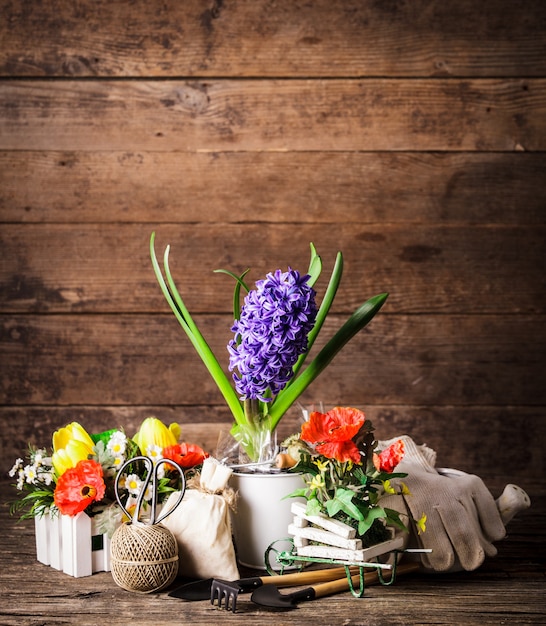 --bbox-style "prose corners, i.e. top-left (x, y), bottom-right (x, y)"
top-left (378, 435), bottom-right (508, 573)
